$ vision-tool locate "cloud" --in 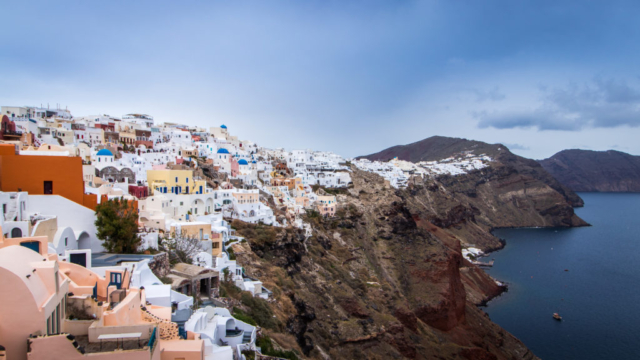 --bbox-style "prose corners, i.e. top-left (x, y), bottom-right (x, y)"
top-left (476, 77), bottom-right (640, 131)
